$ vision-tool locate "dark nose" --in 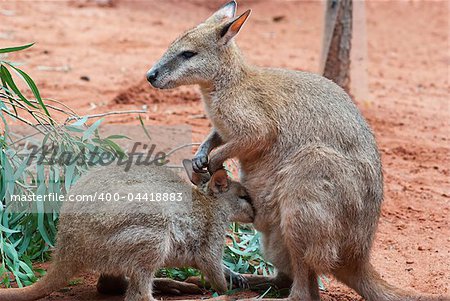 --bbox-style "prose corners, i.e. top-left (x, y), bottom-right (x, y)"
top-left (146, 69), bottom-right (158, 83)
